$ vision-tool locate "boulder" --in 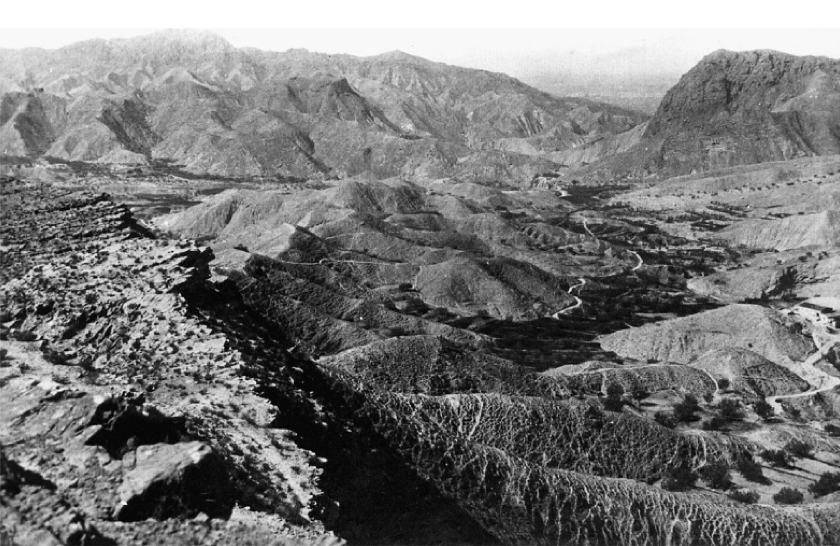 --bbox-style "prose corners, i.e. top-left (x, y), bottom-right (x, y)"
top-left (115, 441), bottom-right (233, 521)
